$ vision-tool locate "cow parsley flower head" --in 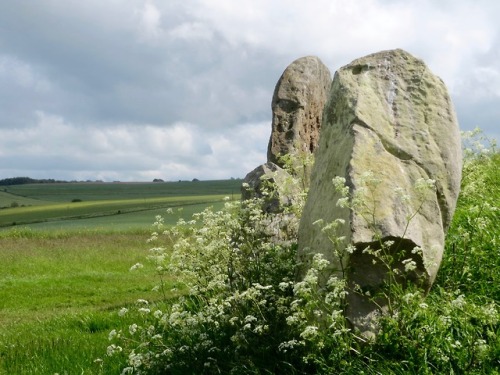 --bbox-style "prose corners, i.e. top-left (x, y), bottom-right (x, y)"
top-left (118, 307), bottom-right (128, 317)
top-left (130, 263), bottom-right (143, 271)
